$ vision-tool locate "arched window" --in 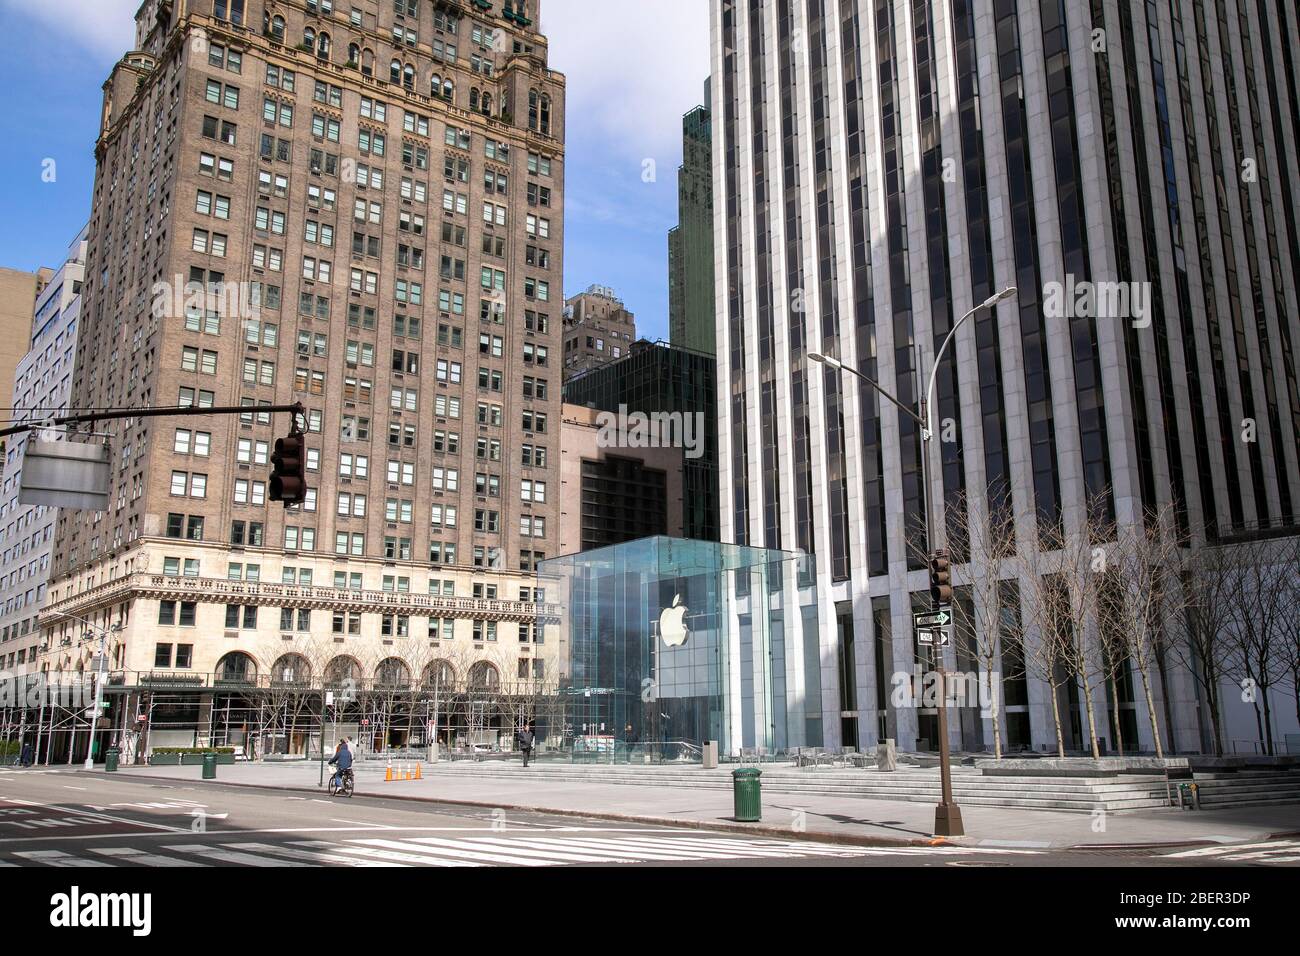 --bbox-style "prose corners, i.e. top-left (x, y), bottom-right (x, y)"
top-left (469, 88), bottom-right (480, 111)
top-left (468, 661), bottom-right (499, 691)
top-left (272, 16), bottom-right (286, 41)
top-left (216, 652), bottom-right (256, 684)
top-left (403, 64), bottom-right (415, 90)
top-left (430, 73), bottom-right (442, 97)
top-left (375, 658), bottom-right (411, 689)
top-left (481, 92), bottom-right (492, 116)
top-left (540, 94), bottom-right (551, 135)
top-left (317, 31), bottom-right (331, 59)
top-left (324, 656), bottom-right (362, 689)
top-left (443, 78), bottom-right (454, 99)
top-left (271, 654), bottom-right (311, 686)
top-left (304, 27), bottom-right (316, 51)
top-left (423, 660), bottom-right (455, 688)
top-left (528, 89), bottom-right (538, 131)
top-left (348, 43), bottom-right (361, 66)
top-left (361, 49), bottom-right (374, 77)
top-left (390, 59), bottom-right (402, 84)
